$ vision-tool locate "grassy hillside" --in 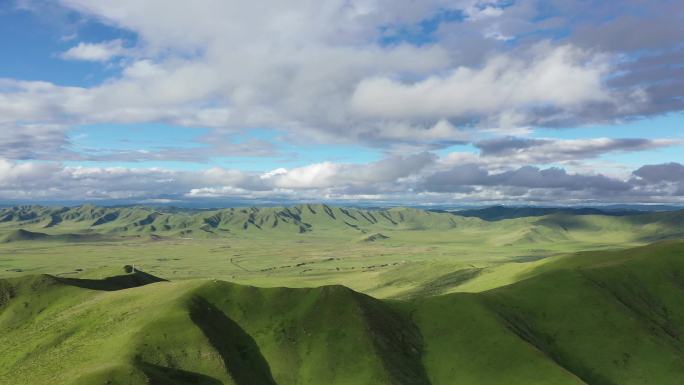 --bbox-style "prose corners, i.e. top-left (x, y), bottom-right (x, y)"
top-left (1, 229), bottom-right (50, 242)
top-left (0, 204), bottom-right (475, 236)
top-left (2, 241), bottom-right (684, 384)
top-left (1, 204), bottom-right (681, 239)
top-left (2, 204), bottom-right (684, 298)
